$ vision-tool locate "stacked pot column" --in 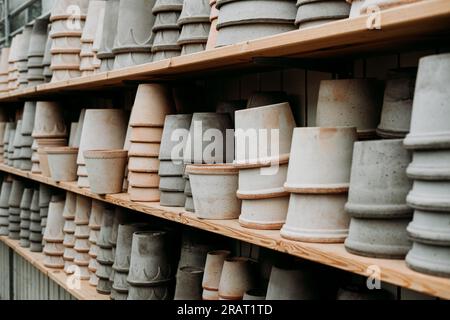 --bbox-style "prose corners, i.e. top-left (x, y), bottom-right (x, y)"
top-left (28, 188), bottom-right (43, 252)
top-left (127, 84), bottom-right (175, 202)
top-left (43, 196), bottom-right (66, 269)
top-left (112, 0), bottom-right (156, 69)
top-left (403, 53), bottom-right (450, 278)
top-left (281, 127), bottom-right (357, 243)
top-left (49, 0), bottom-right (90, 82)
top-left (177, 0), bottom-right (211, 55)
top-left (96, 208), bottom-right (115, 294)
top-left (17, 26), bottom-right (33, 89)
top-left (77, 109), bottom-right (127, 189)
top-left (73, 195), bottom-right (92, 280)
top-left (7, 35), bottom-right (20, 91)
top-left (151, 0), bottom-right (183, 61)
top-left (19, 102), bottom-right (36, 171)
top-left (87, 200), bottom-right (105, 286)
top-left (0, 179), bottom-right (12, 236)
top-left (32, 101), bottom-right (68, 176)
top-left (215, 0), bottom-right (296, 47)
top-left (158, 114), bottom-right (192, 207)
top-left (97, 0), bottom-right (120, 71)
top-left (62, 192), bottom-right (77, 274)
top-left (0, 48), bottom-right (10, 93)
top-left (19, 188), bottom-right (34, 248)
top-left (344, 139), bottom-right (413, 258)
top-left (8, 179), bottom-right (25, 240)
top-left (80, 1), bottom-right (106, 76)
top-left (295, 0), bottom-right (350, 29)
top-left (27, 18), bottom-right (49, 86)
top-left (234, 103), bottom-right (296, 230)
